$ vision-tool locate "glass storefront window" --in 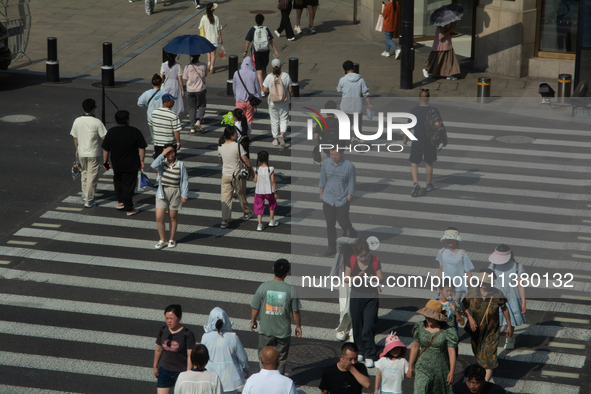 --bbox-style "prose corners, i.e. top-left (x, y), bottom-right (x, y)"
top-left (539, 0), bottom-right (579, 53)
